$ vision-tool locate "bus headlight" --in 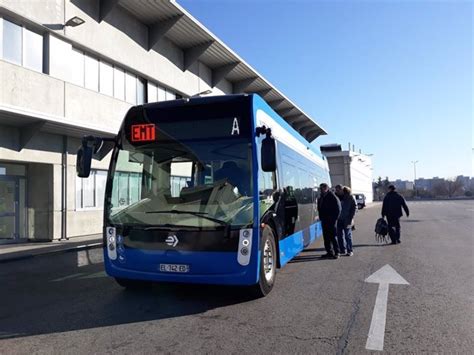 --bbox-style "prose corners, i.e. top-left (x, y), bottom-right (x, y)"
top-left (106, 227), bottom-right (117, 260)
top-left (237, 229), bottom-right (252, 266)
